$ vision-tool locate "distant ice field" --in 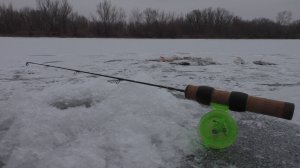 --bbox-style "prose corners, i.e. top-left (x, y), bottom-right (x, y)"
top-left (0, 38), bottom-right (299, 168)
